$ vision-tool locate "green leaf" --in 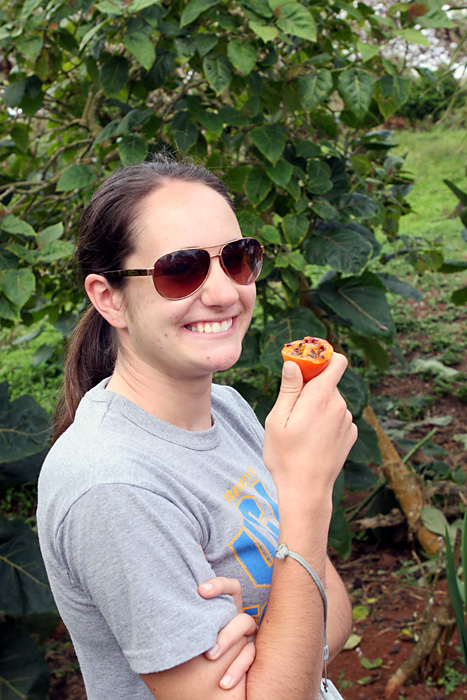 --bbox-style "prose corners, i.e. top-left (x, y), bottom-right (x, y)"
top-left (128, 0), bottom-right (162, 10)
top-left (297, 69), bottom-right (332, 111)
top-left (0, 384), bottom-right (50, 463)
top-left (399, 28), bottom-right (430, 45)
top-left (348, 416), bottom-right (382, 464)
top-left (444, 179), bottom-right (467, 206)
top-left (311, 199), bottom-right (339, 222)
top-left (338, 69), bottom-right (376, 119)
top-left (227, 40), bottom-right (257, 75)
top-left (336, 193), bottom-right (380, 220)
top-left (245, 168), bottom-right (272, 206)
top-left (0, 296), bottom-right (18, 321)
top-left (281, 213), bottom-right (308, 247)
top-left (4, 80), bottom-right (27, 108)
top-left (376, 75), bottom-right (410, 120)
top-left (304, 226), bottom-right (372, 274)
top-left (338, 367), bottom-right (369, 420)
top-left (187, 98), bottom-right (224, 135)
top-left (260, 307), bottom-right (326, 376)
top-left (265, 159), bottom-right (293, 187)
top-left (317, 271), bottom-right (395, 339)
top-left (0, 518), bottom-right (56, 616)
top-left (94, 119), bottom-right (121, 144)
top-left (118, 135), bottom-right (148, 166)
top-left (249, 21), bottom-right (278, 42)
top-left (203, 54), bottom-right (232, 94)
top-left (37, 223), bottom-right (64, 247)
top-left (445, 522), bottom-right (467, 666)
top-left (307, 160), bottom-right (332, 194)
top-left (0, 269), bottom-right (35, 309)
top-left (180, 0), bottom-right (222, 27)
top-left (344, 461), bottom-right (378, 491)
top-left (329, 503), bottom-right (352, 559)
top-left (124, 32), bottom-right (156, 70)
top-left (96, 0), bottom-right (125, 14)
top-left (0, 622), bottom-right (51, 698)
top-left (218, 105), bottom-right (249, 126)
top-left (295, 140), bottom-right (321, 158)
top-left (350, 334), bottom-right (390, 371)
top-left (452, 286), bottom-right (467, 306)
top-left (259, 224), bottom-right (281, 245)
top-left (1, 214), bottom-right (36, 239)
top-left (56, 164), bottom-right (97, 192)
top-left (357, 41), bottom-right (379, 62)
top-left (37, 240), bottom-right (75, 263)
top-left (376, 273), bottom-right (422, 301)
top-left (422, 505), bottom-right (452, 538)
top-left (11, 124), bottom-right (29, 152)
top-left (194, 33), bottom-right (219, 56)
top-left (275, 2), bottom-right (317, 42)
top-left (250, 125), bottom-right (286, 165)
top-left (100, 55), bottom-right (130, 96)
top-left (16, 35), bottom-right (43, 59)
